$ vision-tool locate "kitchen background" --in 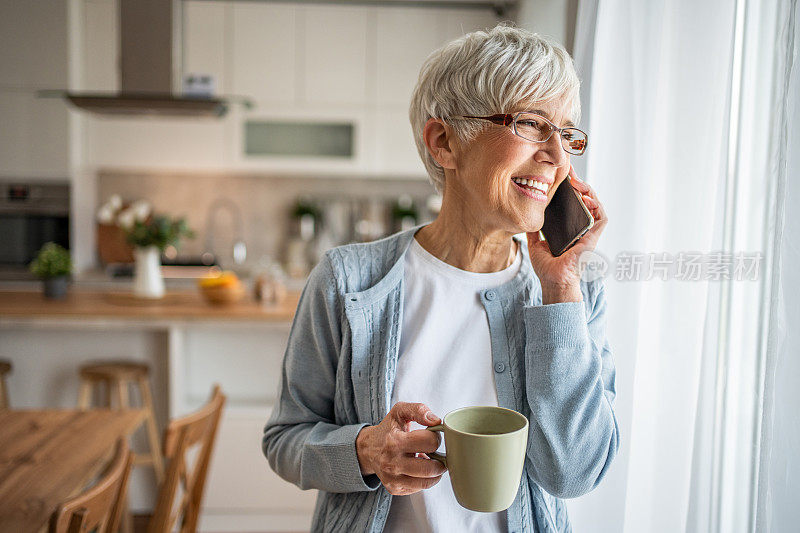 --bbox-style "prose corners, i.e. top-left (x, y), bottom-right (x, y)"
top-left (1, 1), bottom-right (595, 532)
top-left (1, 0), bottom-right (577, 280)
top-left (5, 1), bottom-right (798, 533)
